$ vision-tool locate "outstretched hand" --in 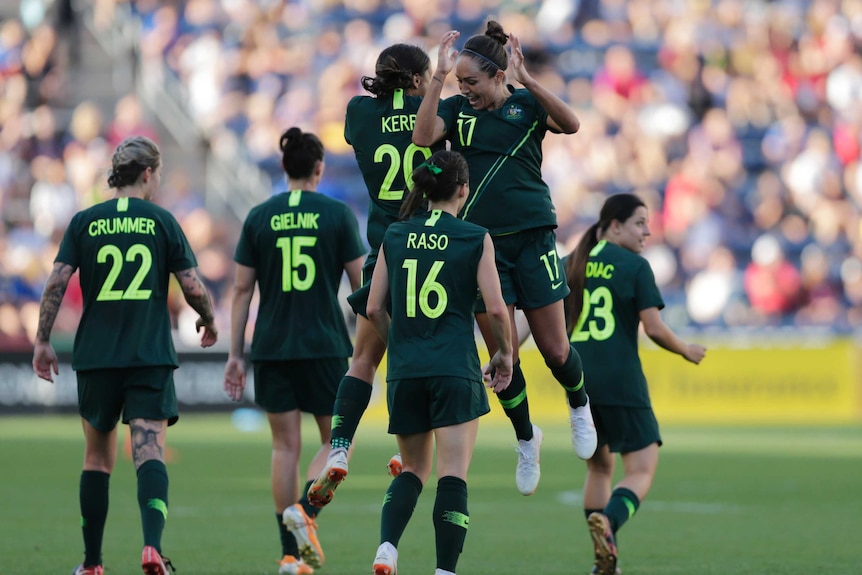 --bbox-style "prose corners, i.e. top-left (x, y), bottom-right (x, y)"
top-left (507, 33), bottom-right (532, 86)
top-left (436, 30), bottom-right (461, 77)
top-left (483, 350), bottom-right (513, 394)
